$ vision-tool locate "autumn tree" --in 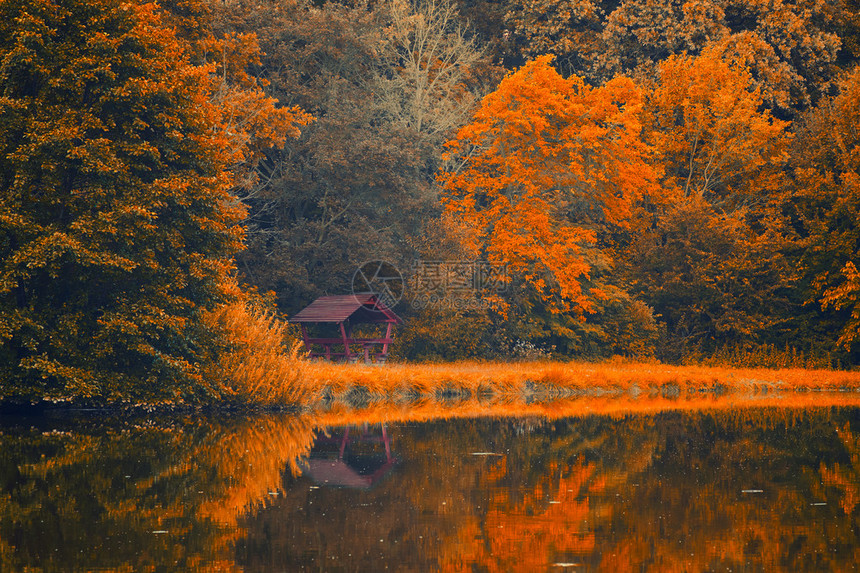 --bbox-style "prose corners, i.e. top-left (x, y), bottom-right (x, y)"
top-left (375, 0), bottom-right (491, 142)
top-left (440, 55), bottom-right (659, 355)
top-left (451, 0), bottom-right (511, 64)
top-left (790, 65), bottom-right (860, 357)
top-left (0, 0), bottom-right (308, 403)
top-left (821, 262), bottom-right (860, 351)
top-left (834, 0), bottom-right (860, 66)
top-left (211, 0), bottom-right (494, 325)
top-left (502, 0), bottom-right (611, 81)
top-left (622, 49), bottom-right (798, 358)
top-left (599, 0), bottom-right (842, 114)
top-left (625, 197), bottom-right (799, 360)
top-left (645, 48), bottom-right (790, 205)
top-left (212, 0), bottom-right (425, 311)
